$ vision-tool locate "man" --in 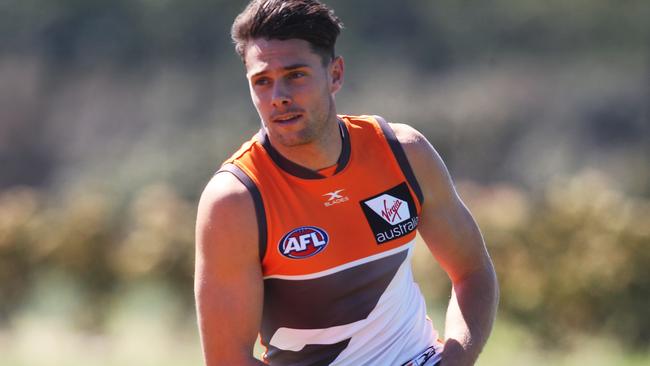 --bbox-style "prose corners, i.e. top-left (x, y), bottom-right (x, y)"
top-left (195, 1), bottom-right (498, 365)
